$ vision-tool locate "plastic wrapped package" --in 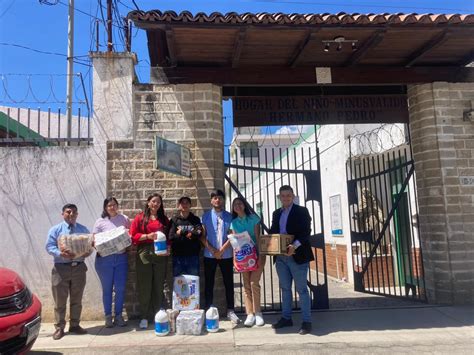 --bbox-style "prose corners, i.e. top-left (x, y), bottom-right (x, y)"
top-left (228, 231), bottom-right (258, 272)
top-left (58, 234), bottom-right (93, 258)
top-left (172, 275), bottom-right (200, 311)
top-left (94, 226), bottom-right (131, 257)
top-left (176, 310), bottom-right (204, 335)
top-left (166, 309), bottom-right (180, 333)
